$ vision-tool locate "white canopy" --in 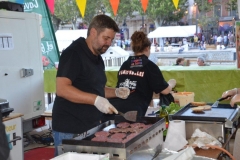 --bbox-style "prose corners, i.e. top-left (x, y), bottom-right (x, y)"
top-left (148, 25), bottom-right (199, 38)
top-left (182, 25), bottom-right (199, 36)
top-left (55, 29), bottom-right (88, 51)
top-left (101, 46), bottom-right (129, 60)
